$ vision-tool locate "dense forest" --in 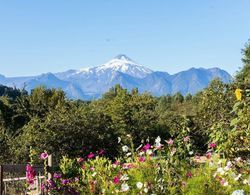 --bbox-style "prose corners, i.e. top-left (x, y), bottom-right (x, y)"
top-left (0, 41), bottom-right (249, 166)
